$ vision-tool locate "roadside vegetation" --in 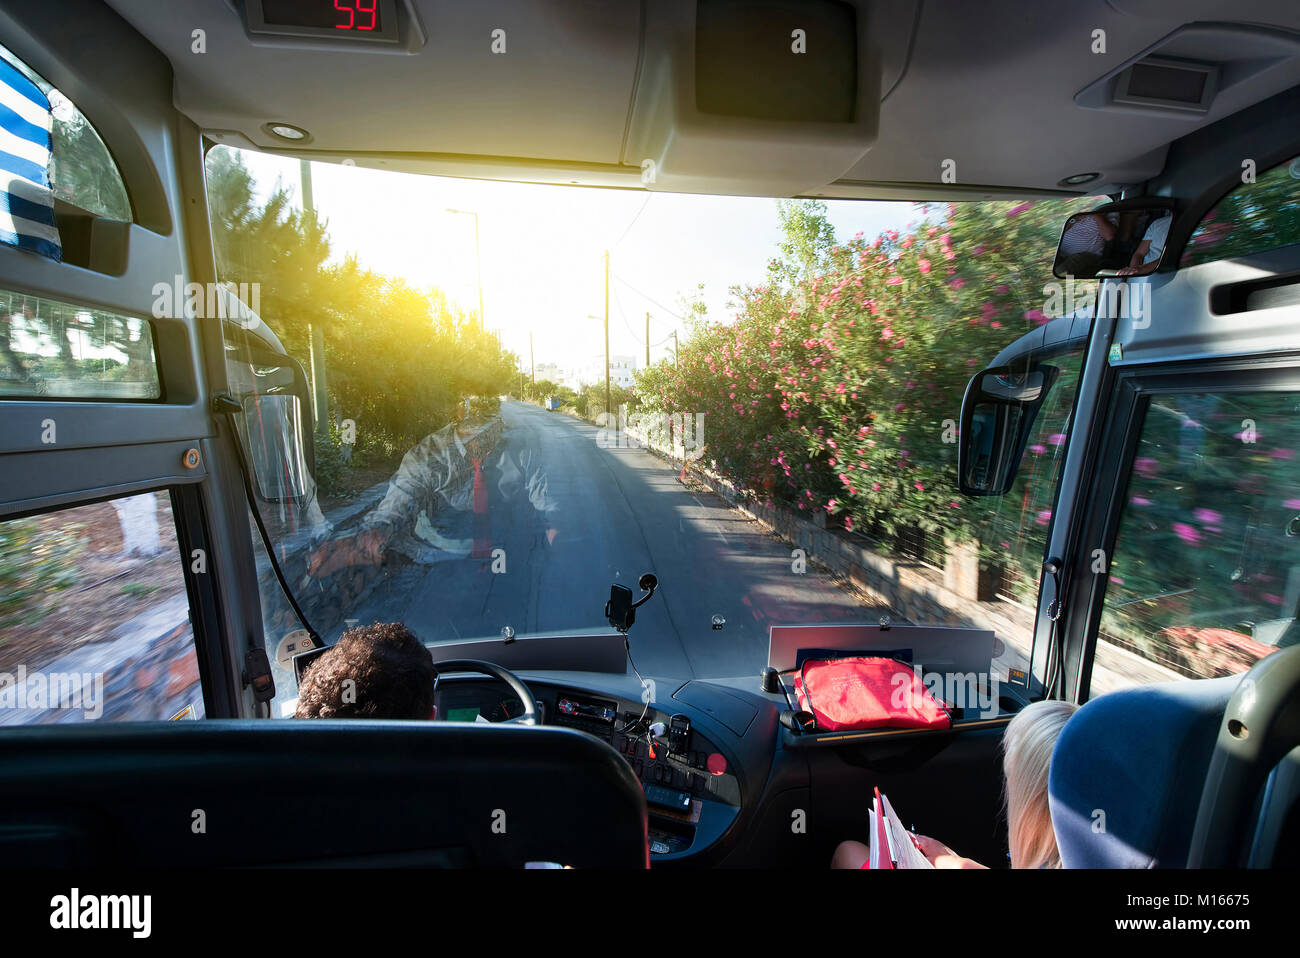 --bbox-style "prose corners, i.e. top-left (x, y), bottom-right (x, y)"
top-left (636, 197), bottom-right (1096, 557)
top-left (205, 148), bottom-right (518, 499)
